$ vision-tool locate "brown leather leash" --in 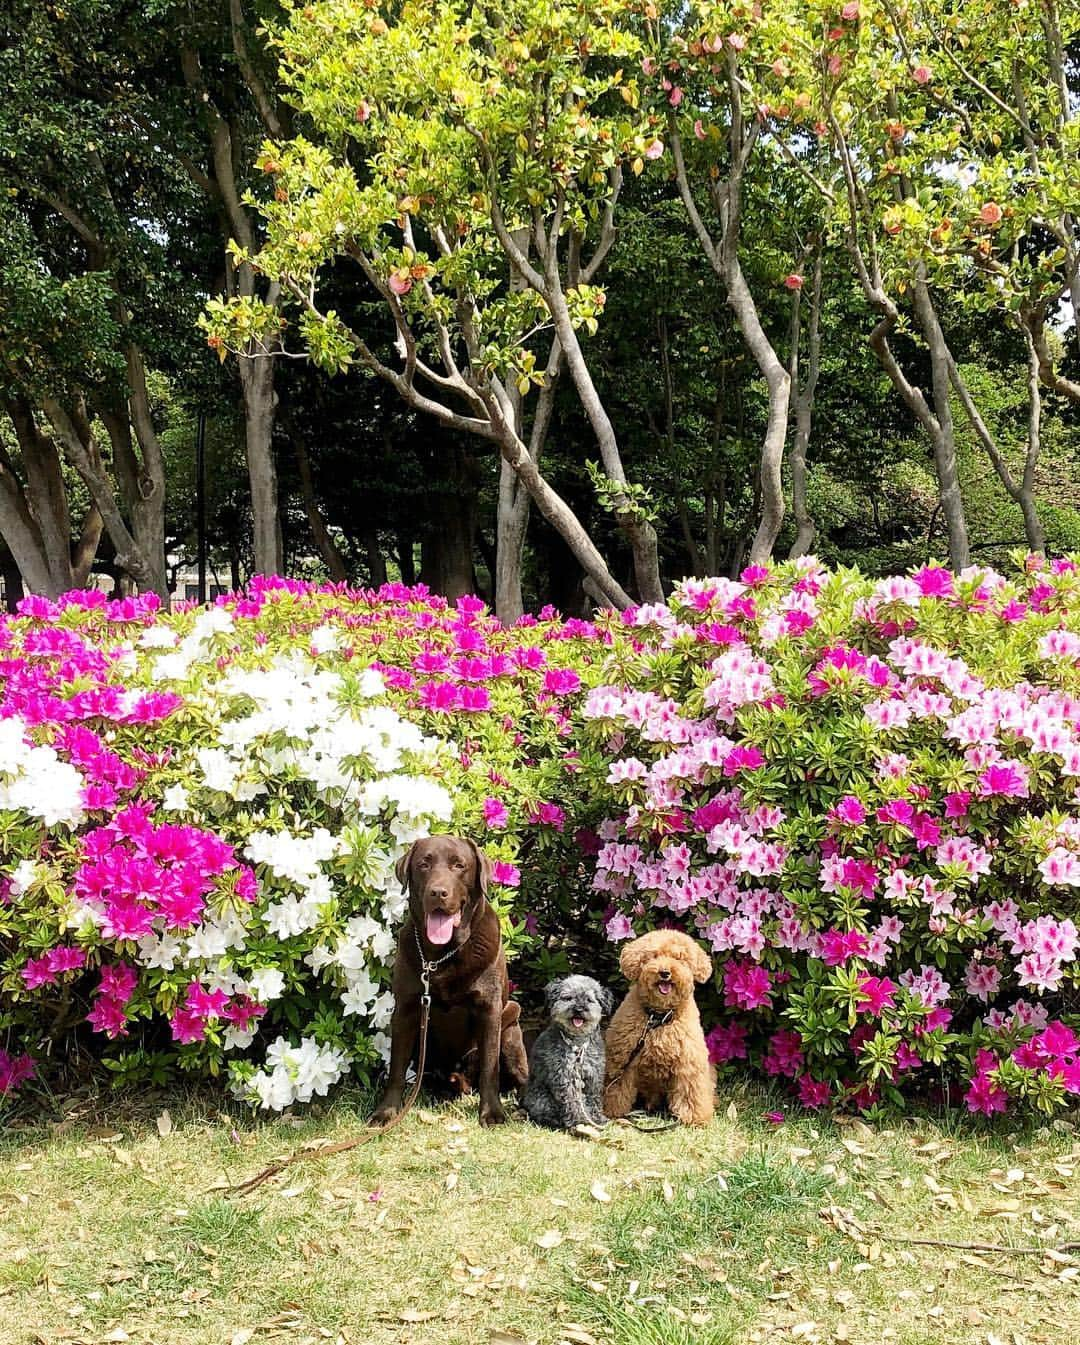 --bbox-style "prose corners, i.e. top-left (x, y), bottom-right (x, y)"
top-left (219, 933), bottom-right (451, 1197)
top-left (604, 1008), bottom-right (681, 1134)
